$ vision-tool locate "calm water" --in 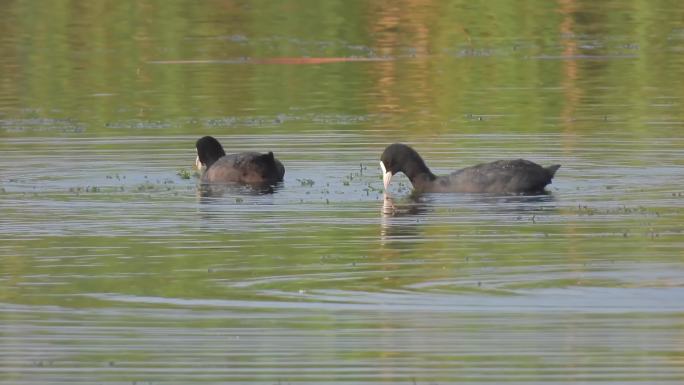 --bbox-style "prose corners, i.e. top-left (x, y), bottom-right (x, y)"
top-left (2, 1), bottom-right (684, 384)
